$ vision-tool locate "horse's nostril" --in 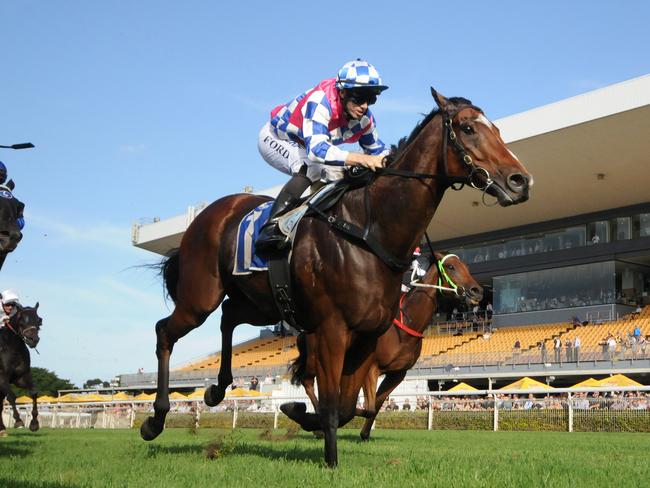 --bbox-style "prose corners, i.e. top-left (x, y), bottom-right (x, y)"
top-left (507, 173), bottom-right (527, 191)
